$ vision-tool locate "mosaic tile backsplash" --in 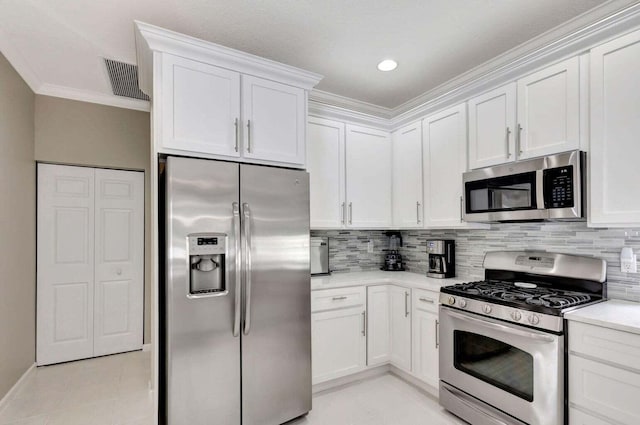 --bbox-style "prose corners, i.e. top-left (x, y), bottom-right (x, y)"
top-left (311, 223), bottom-right (640, 302)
